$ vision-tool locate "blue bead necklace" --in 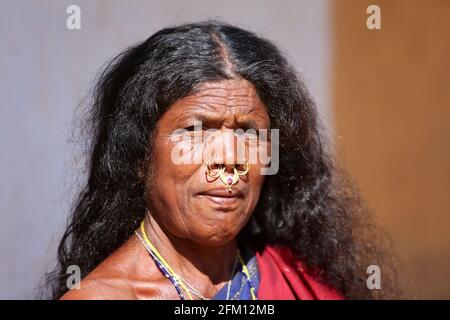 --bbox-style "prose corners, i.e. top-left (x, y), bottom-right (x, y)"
top-left (135, 220), bottom-right (257, 300)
